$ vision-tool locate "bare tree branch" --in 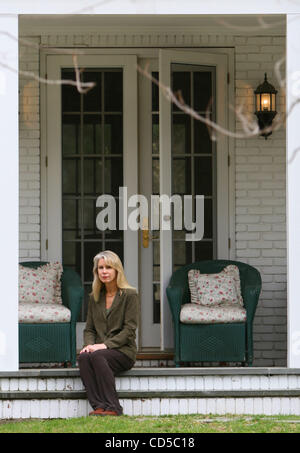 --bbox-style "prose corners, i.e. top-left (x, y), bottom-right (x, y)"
top-left (0, 55), bottom-right (95, 93)
top-left (137, 63), bottom-right (264, 139)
